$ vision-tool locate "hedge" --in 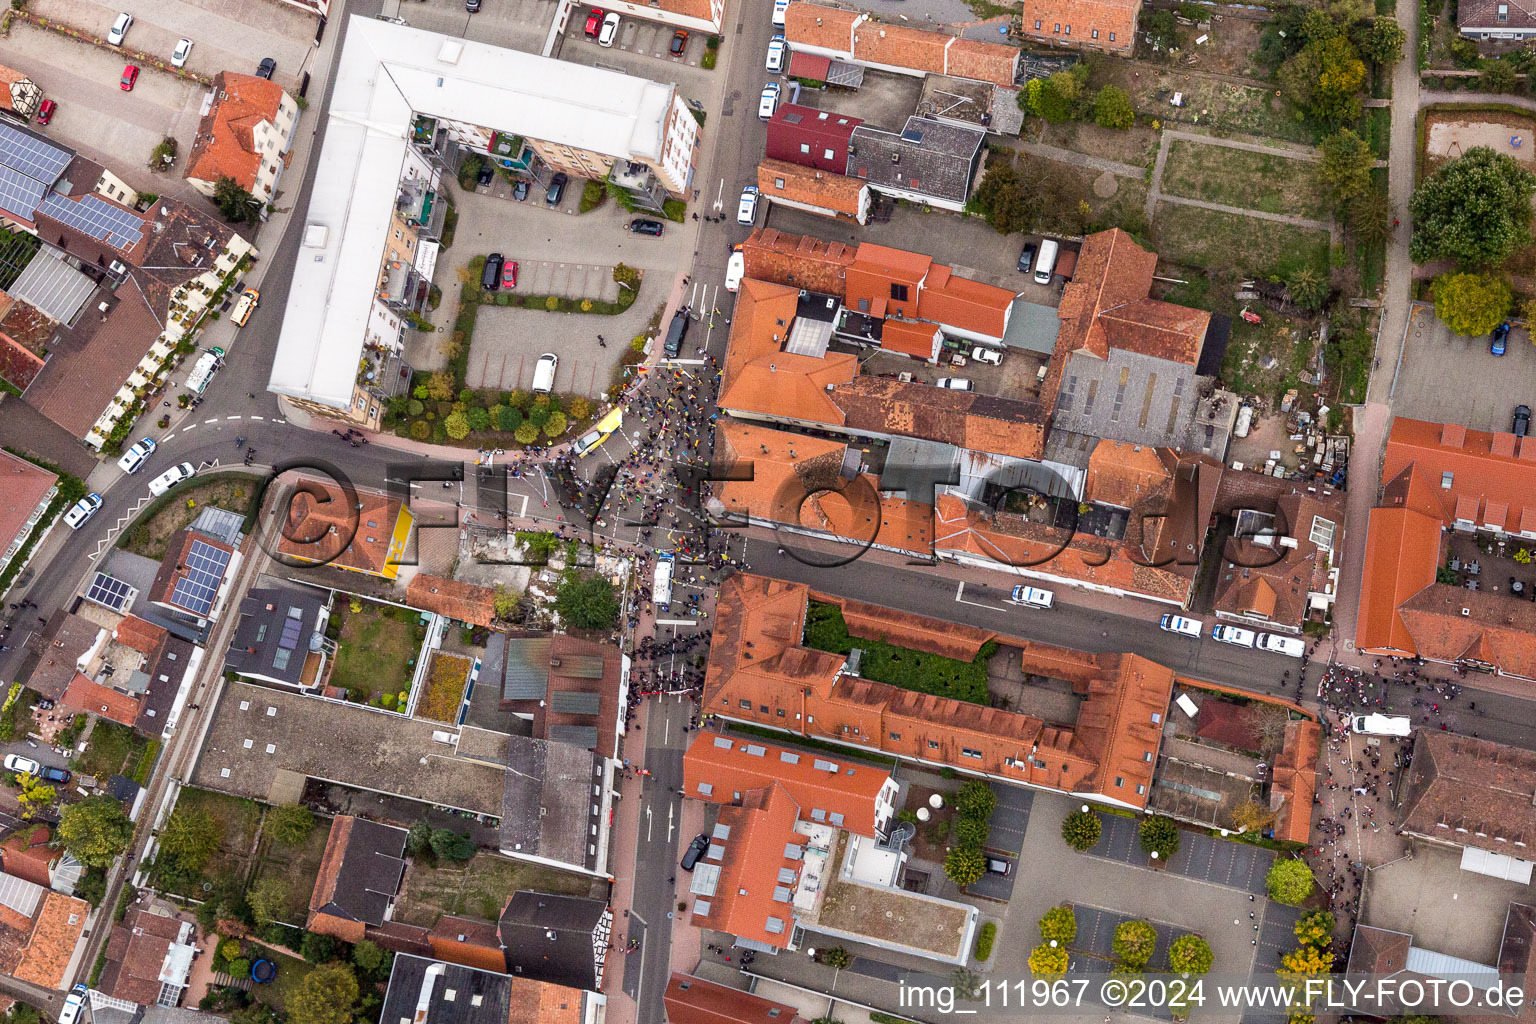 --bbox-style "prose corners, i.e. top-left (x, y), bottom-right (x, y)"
top-left (974, 921), bottom-right (998, 962)
top-left (803, 602), bottom-right (995, 704)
